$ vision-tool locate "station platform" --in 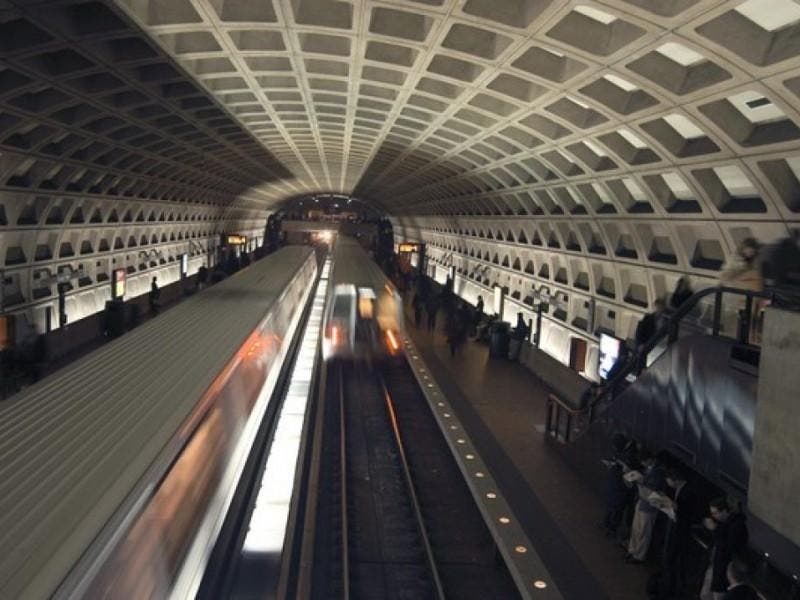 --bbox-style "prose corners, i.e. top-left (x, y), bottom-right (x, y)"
top-left (404, 312), bottom-right (653, 600)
